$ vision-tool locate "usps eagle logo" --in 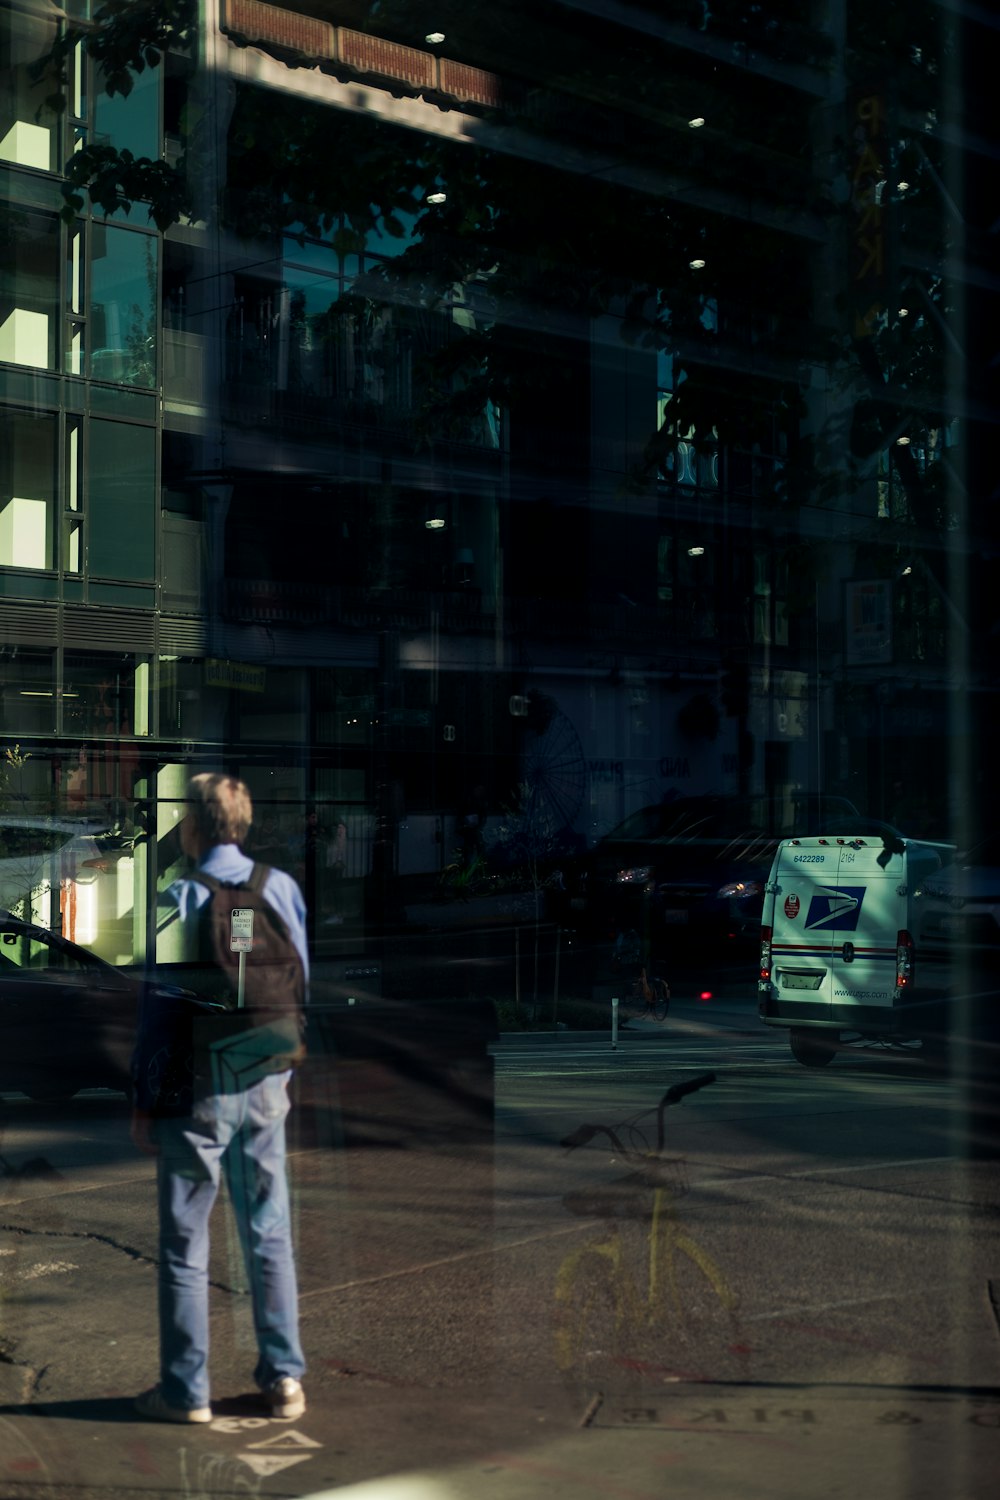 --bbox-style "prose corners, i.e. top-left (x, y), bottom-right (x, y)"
top-left (804, 886), bottom-right (866, 932)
